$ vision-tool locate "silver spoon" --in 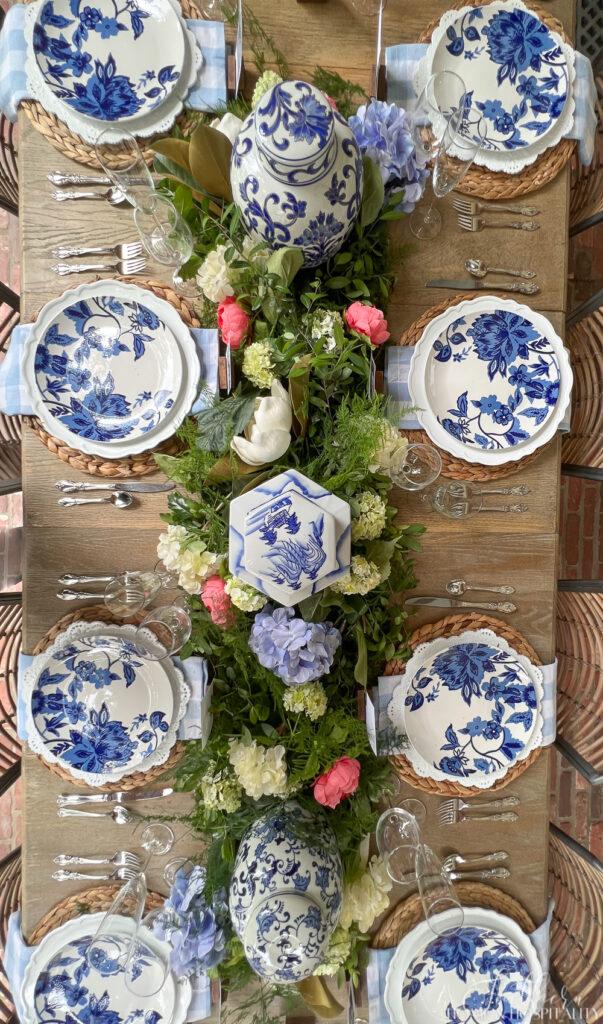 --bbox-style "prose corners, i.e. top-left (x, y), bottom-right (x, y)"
top-left (58, 491), bottom-right (133, 509)
top-left (447, 578), bottom-right (516, 596)
top-left (52, 186), bottom-right (127, 206)
top-left (465, 258), bottom-right (536, 281)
